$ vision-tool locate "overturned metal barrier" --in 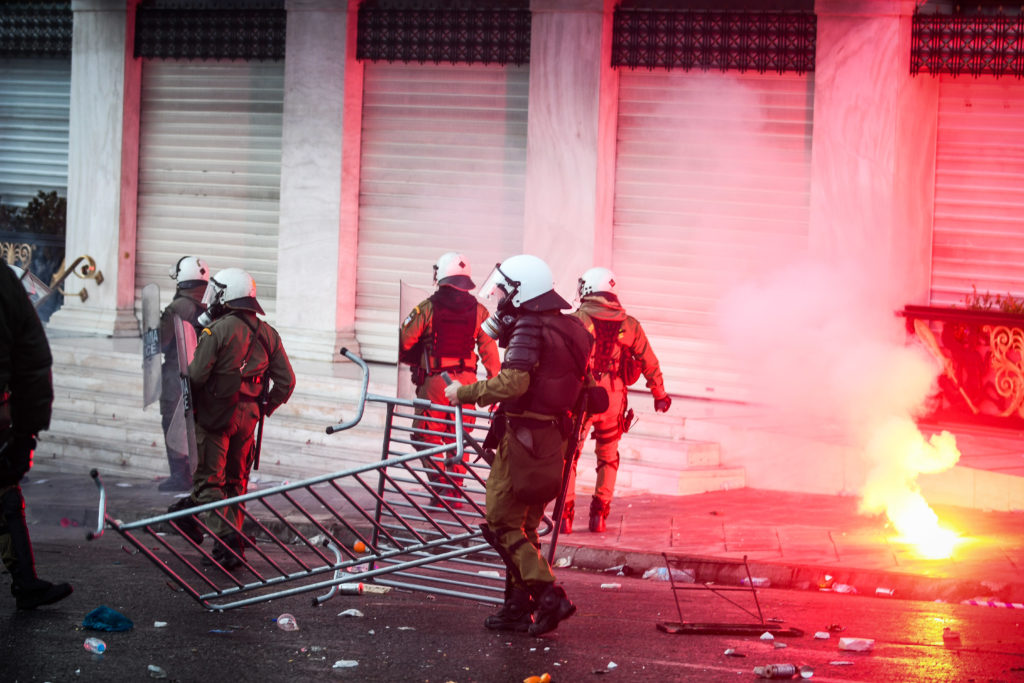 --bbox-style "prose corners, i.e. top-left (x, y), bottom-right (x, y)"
top-left (88, 349), bottom-right (522, 611)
